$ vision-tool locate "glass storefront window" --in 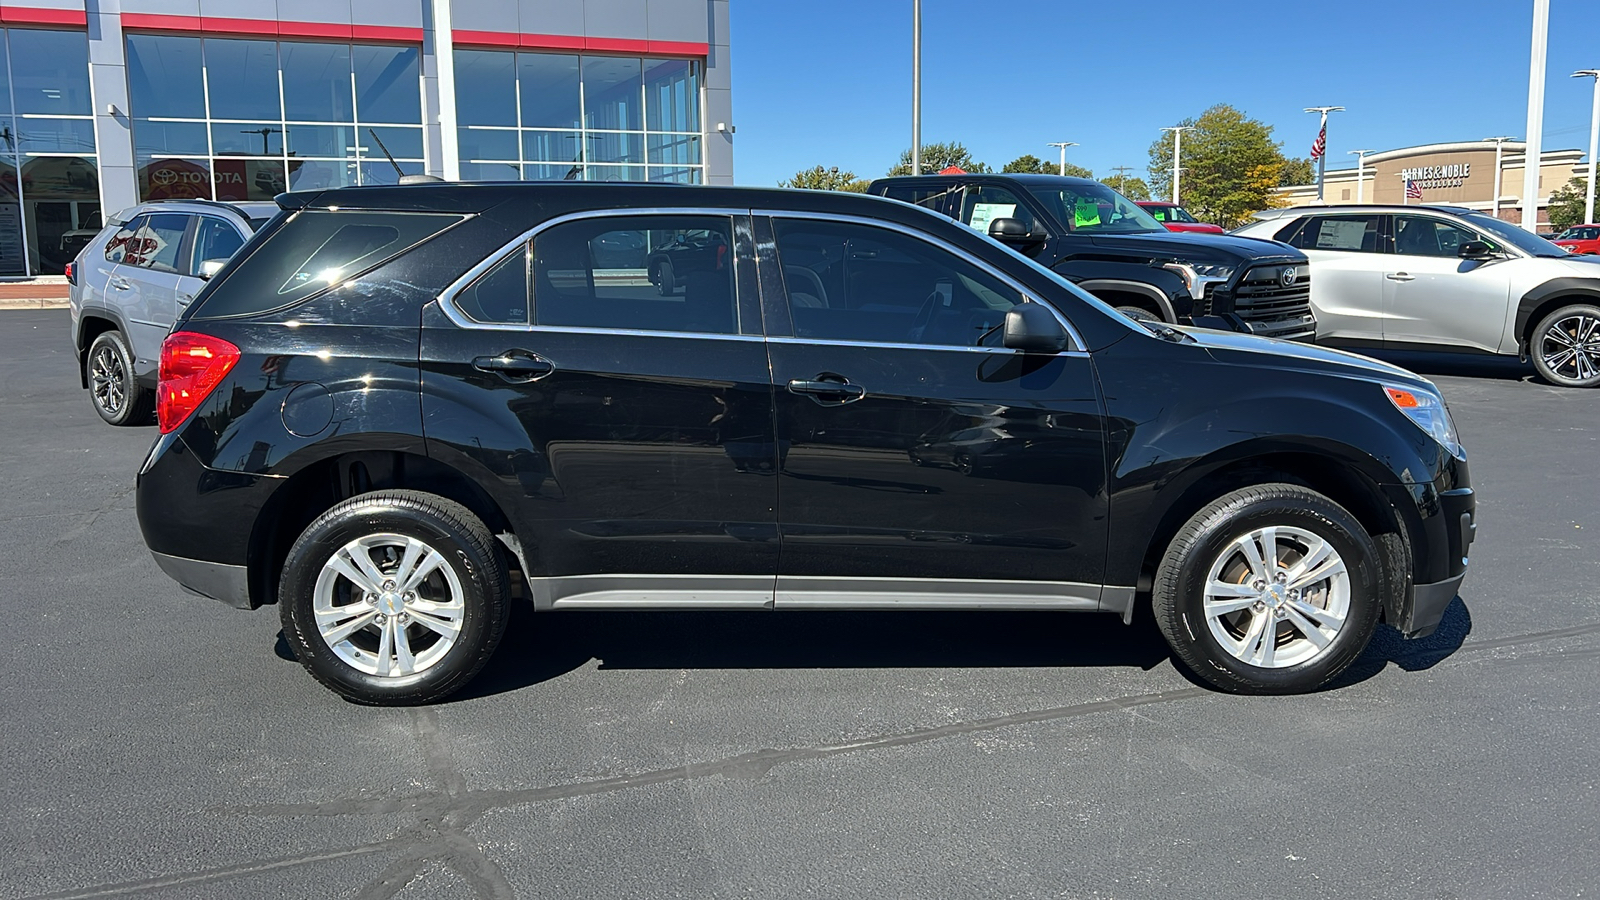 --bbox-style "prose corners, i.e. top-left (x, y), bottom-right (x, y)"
top-left (458, 50), bottom-right (704, 185)
top-left (460, 161), bottom-right (522, 182)
top-left (13, 29), bottom-right (95, 116)
top-left (125, 35), bottom-right (425, 207)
